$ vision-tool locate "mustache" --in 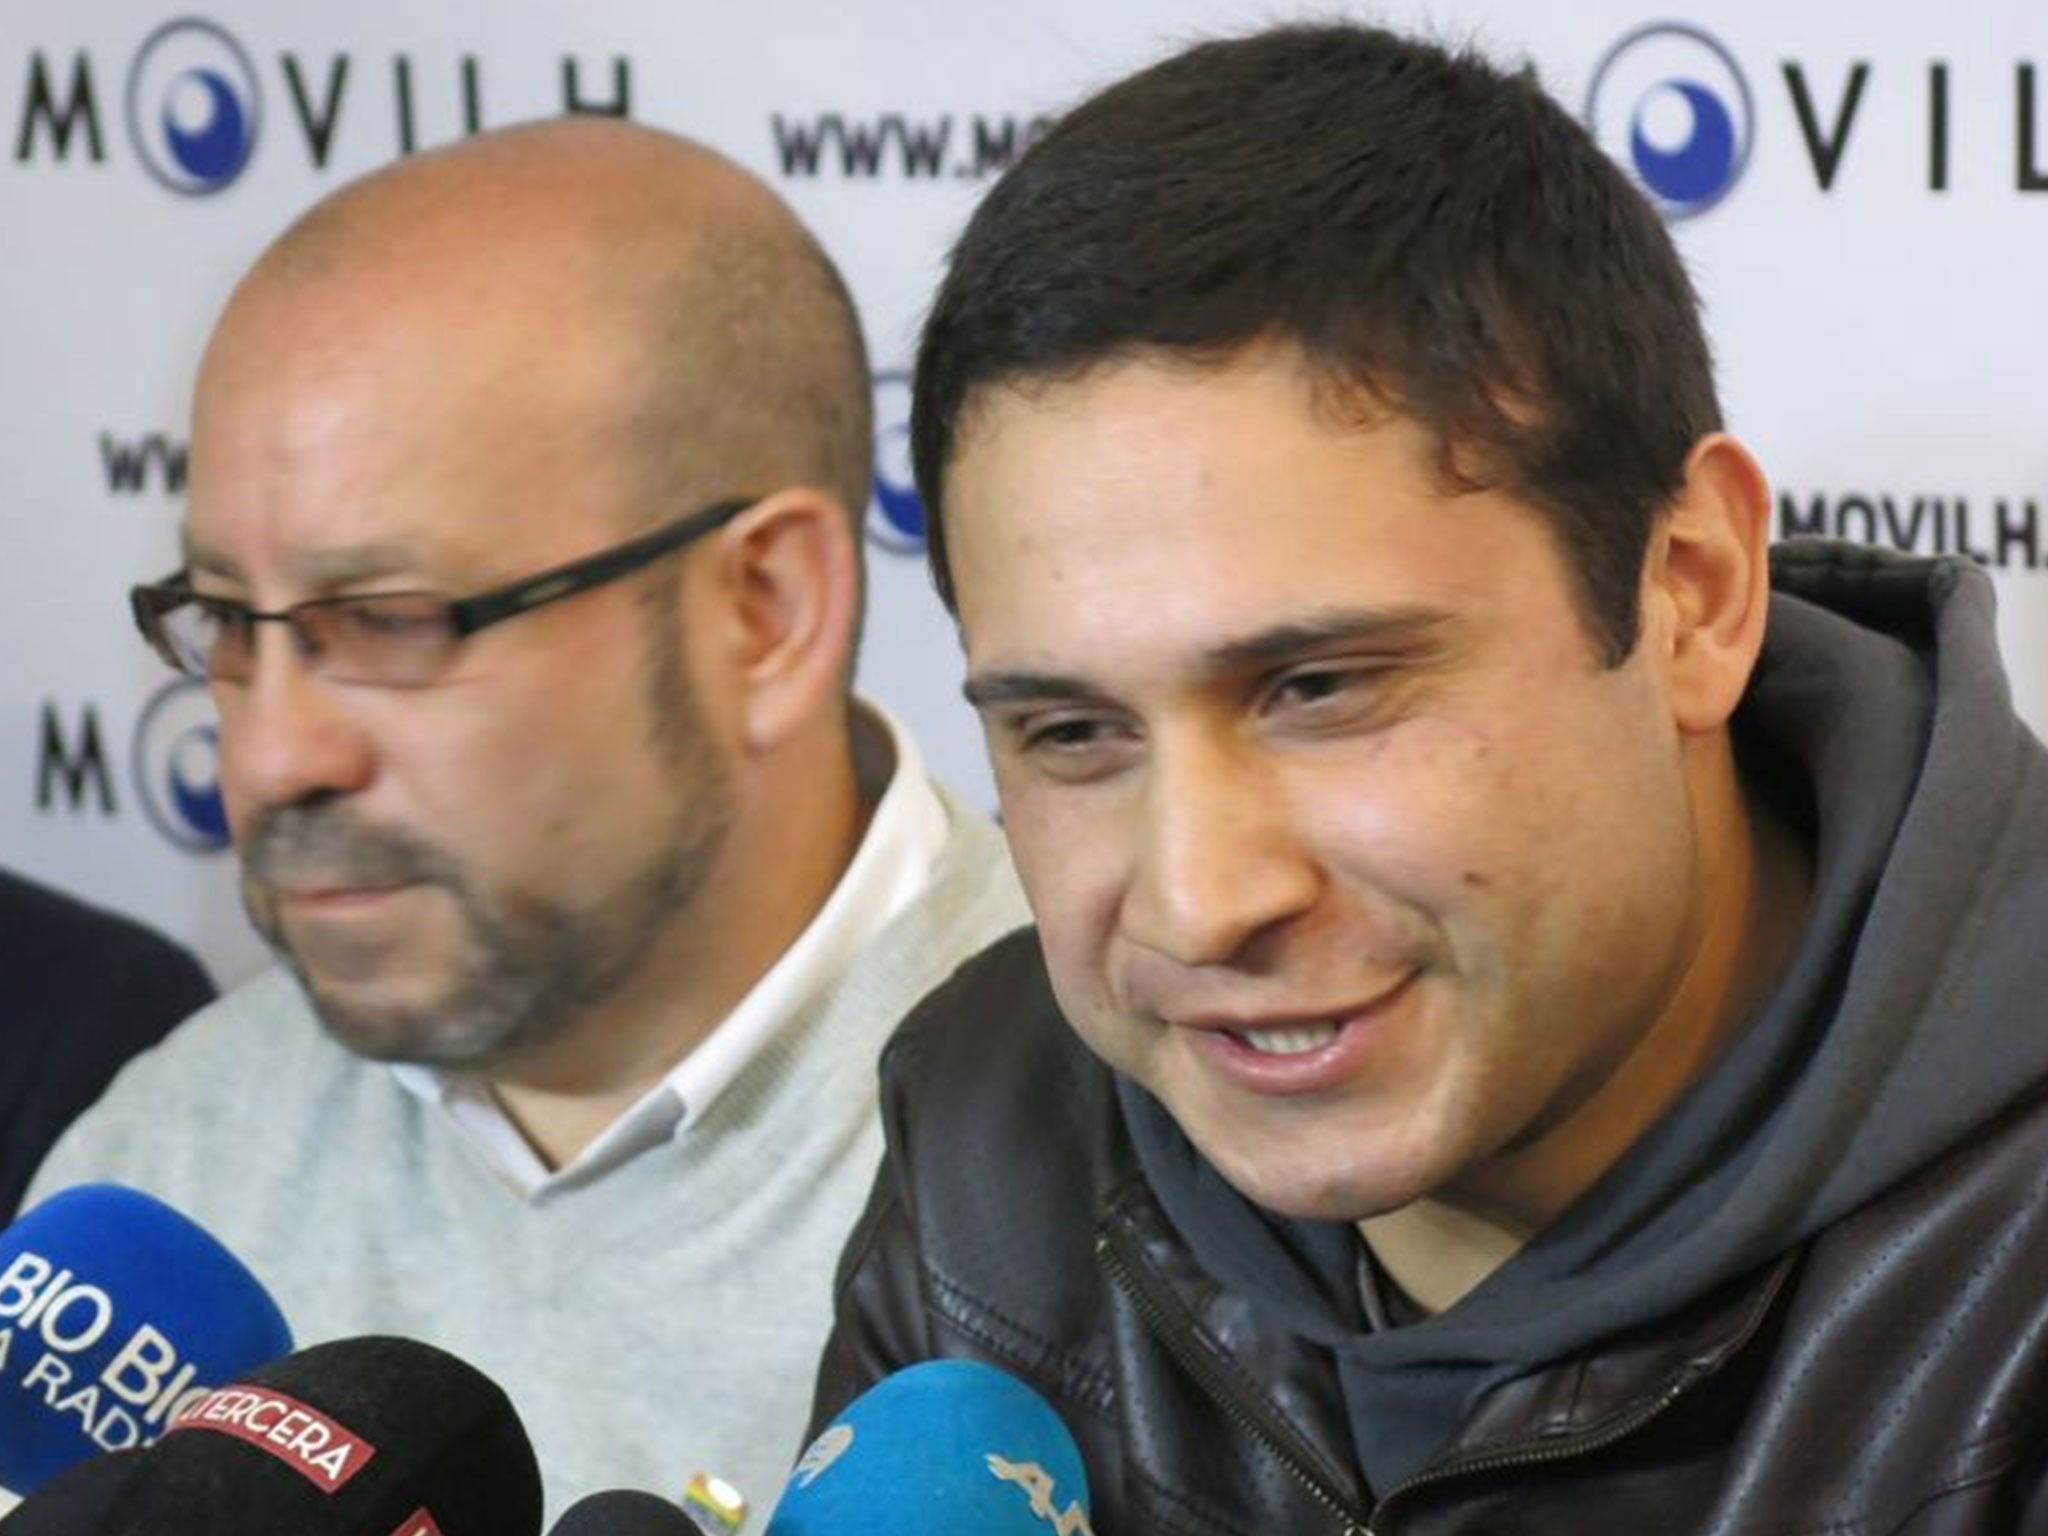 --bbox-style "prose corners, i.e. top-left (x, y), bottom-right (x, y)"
top-left (240, 802), bottom-right (460, 892)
